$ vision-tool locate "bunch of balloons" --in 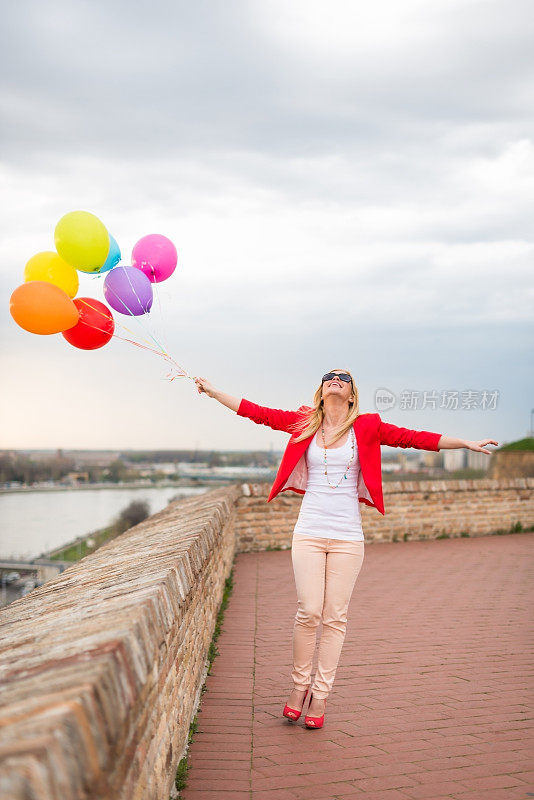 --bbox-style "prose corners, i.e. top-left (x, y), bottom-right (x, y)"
top-left (9, 211), bottom-right (180, 362)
